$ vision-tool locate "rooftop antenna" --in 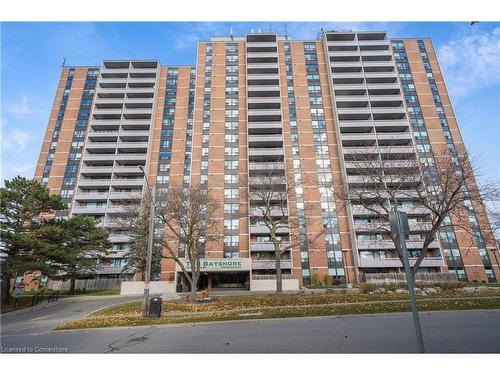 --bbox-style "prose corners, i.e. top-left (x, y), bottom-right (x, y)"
top-left (285, 24), bottom-right (288, 40)
top-left (230, 27), bottom-right (234, 40)
top-left (61, 56), bottom-right (66, 67)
